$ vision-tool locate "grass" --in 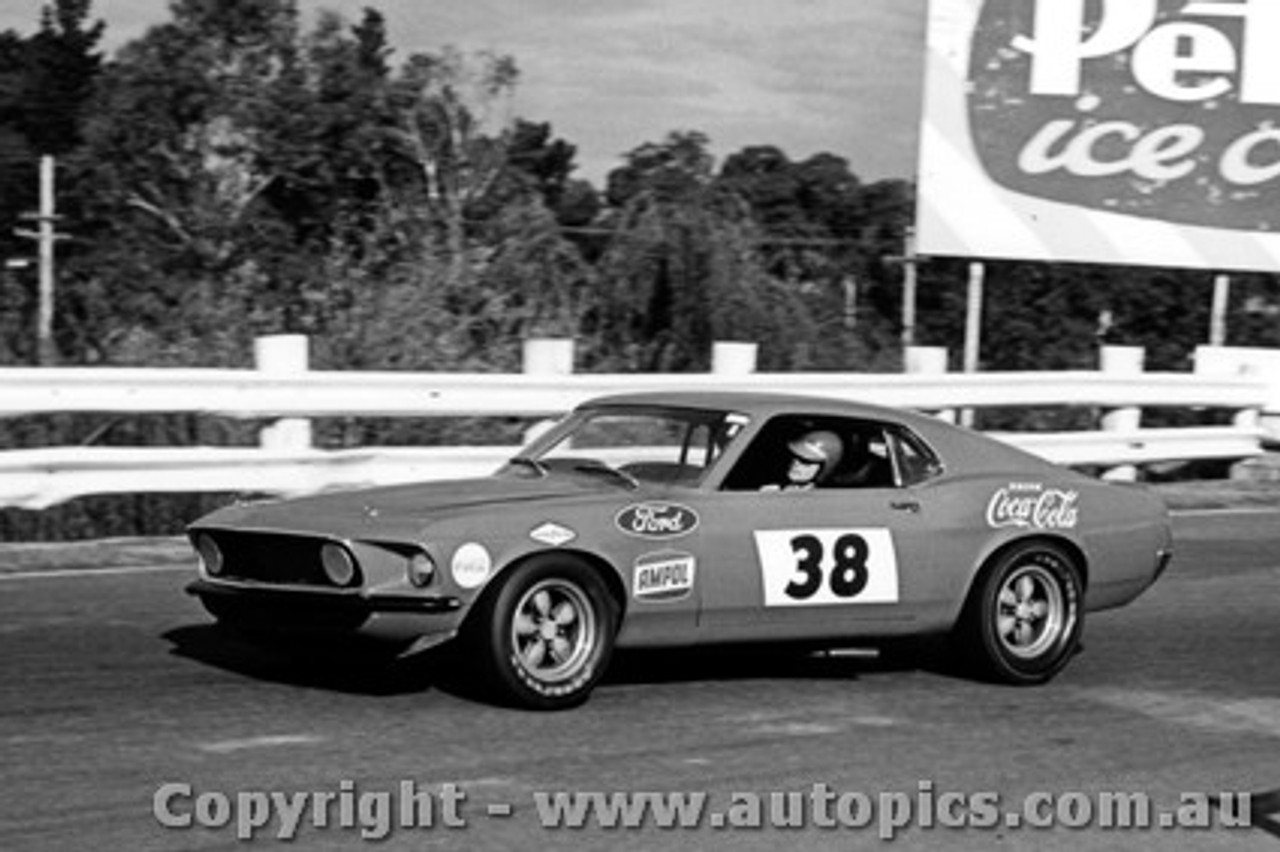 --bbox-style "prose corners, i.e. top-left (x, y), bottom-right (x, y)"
top-left (0, 536), bottom-right (192, 574)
